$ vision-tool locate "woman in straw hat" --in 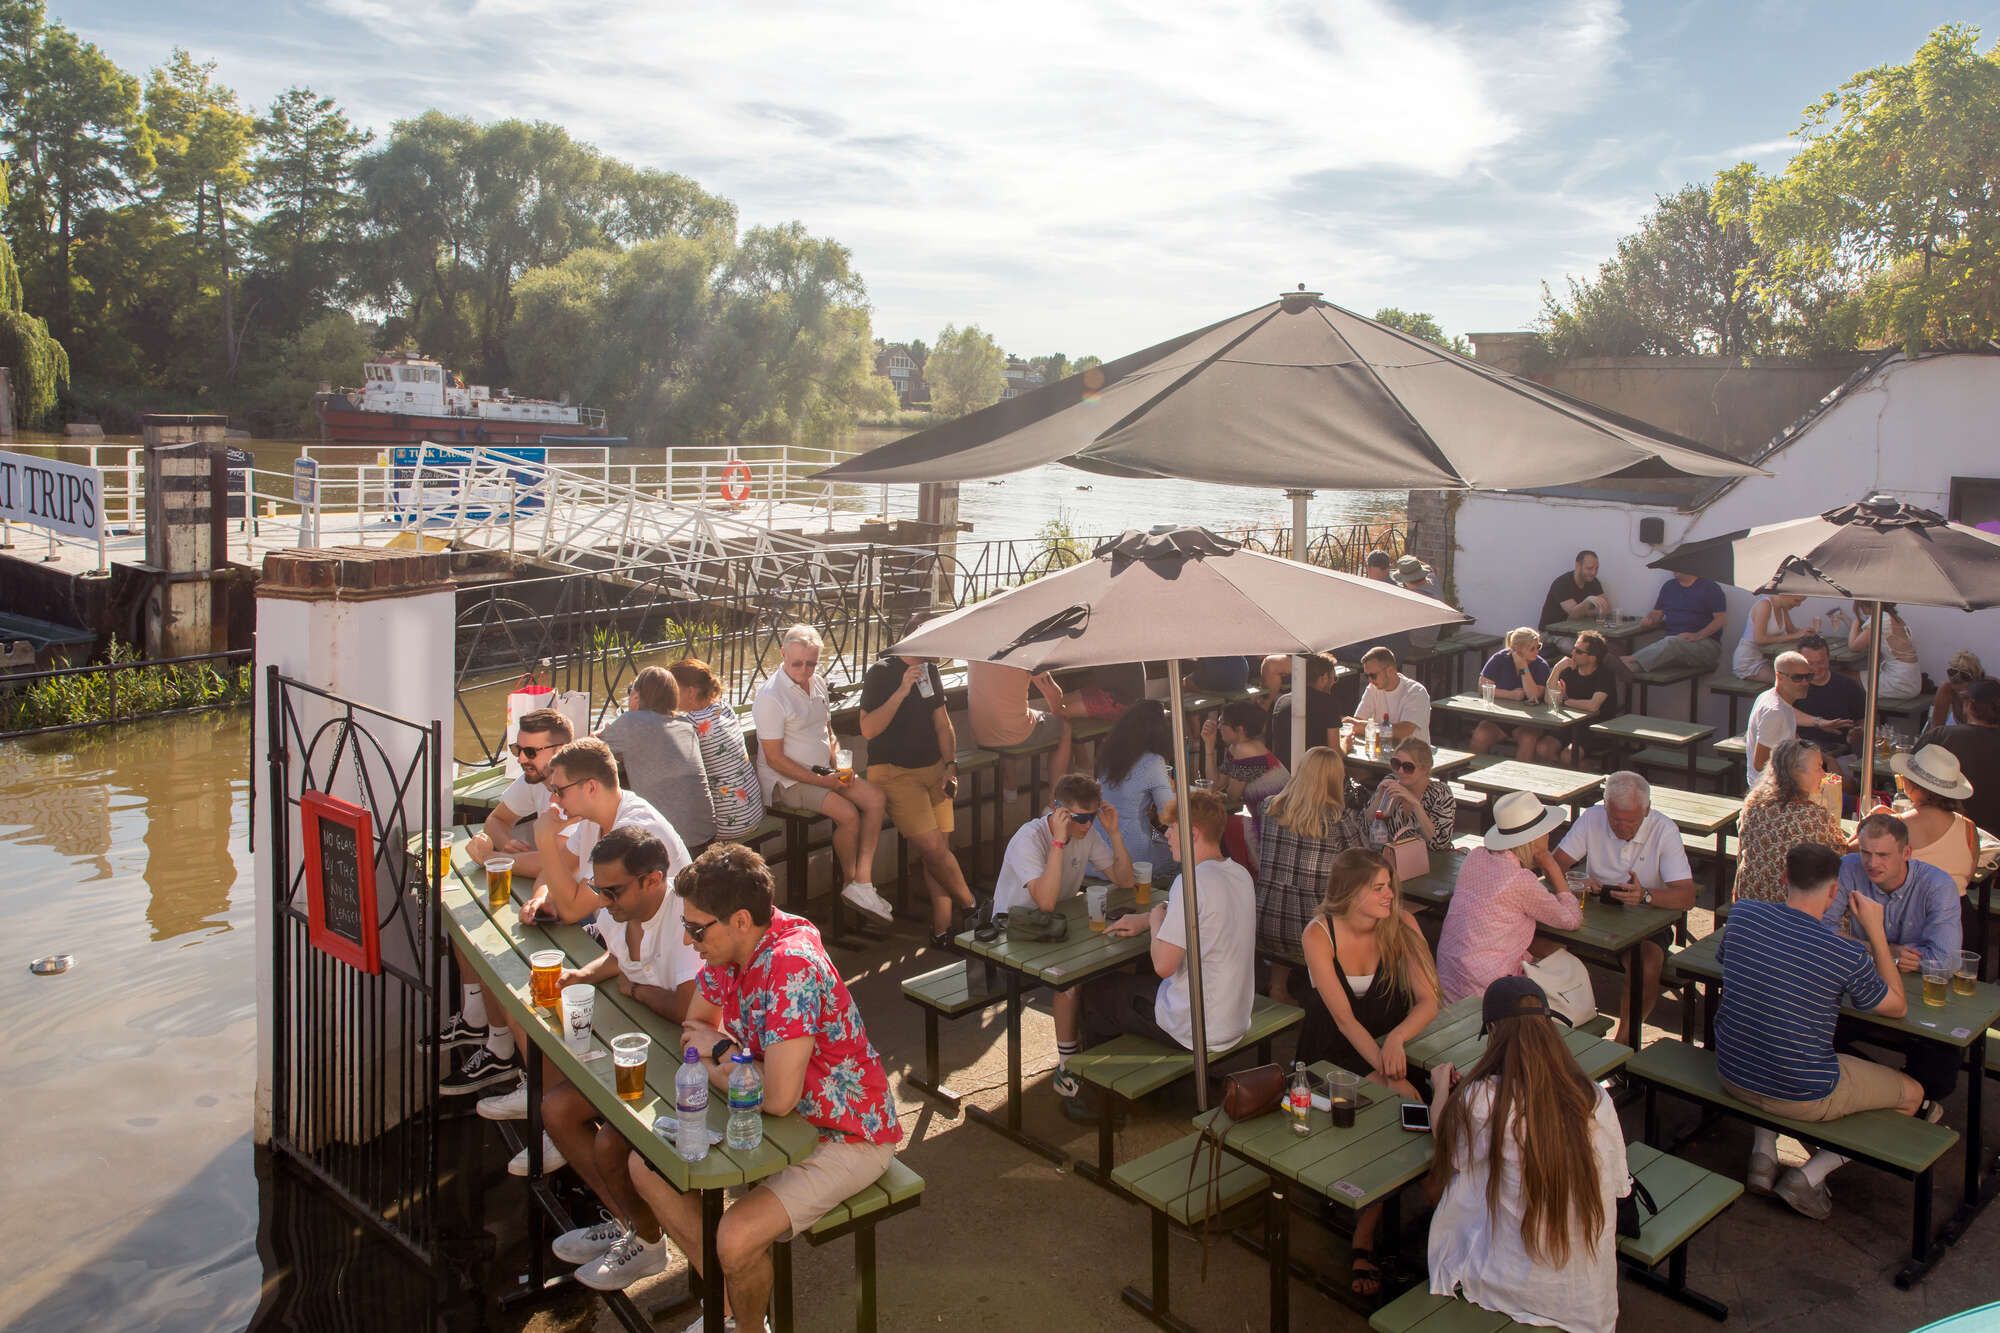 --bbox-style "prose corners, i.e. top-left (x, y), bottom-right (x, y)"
top-left (1884, 744), bottom-right (1981, 894)
top-left (1435, 791), bottom-right (1582, 1004)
